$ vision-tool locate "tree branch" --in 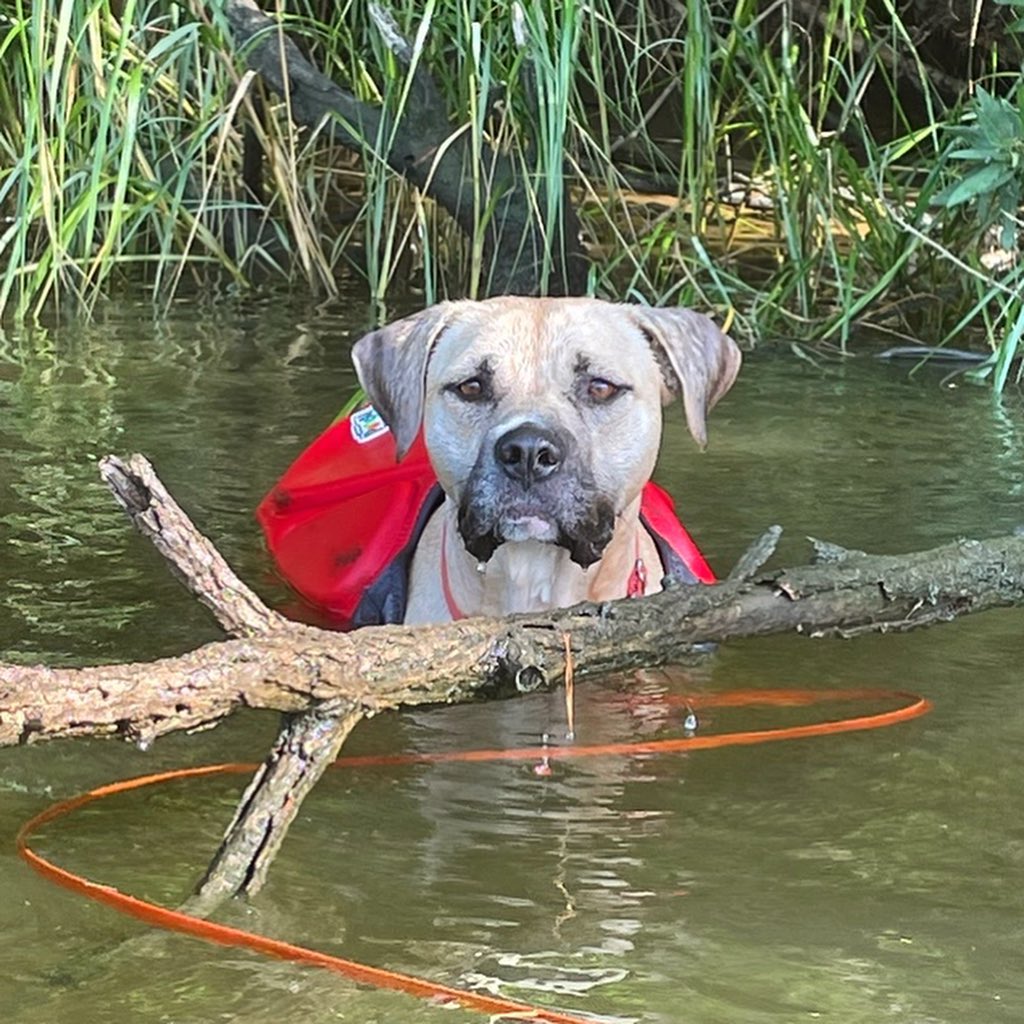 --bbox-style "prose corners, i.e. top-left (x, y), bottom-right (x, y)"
top-left (99, 454), bottom-right (286, 637)
top-left (220, 0), bottom-right (587, 295)
top-left (6, 456), bottom-right (1024, 752)
top-left (98, 454), bottom-right (363, 903)
top-left (187, 699), bottom-right (362, 911)
top-left (8, 451), bottom-right (1024, 903)
top-left (221, 0), bottom-right (375, 141)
